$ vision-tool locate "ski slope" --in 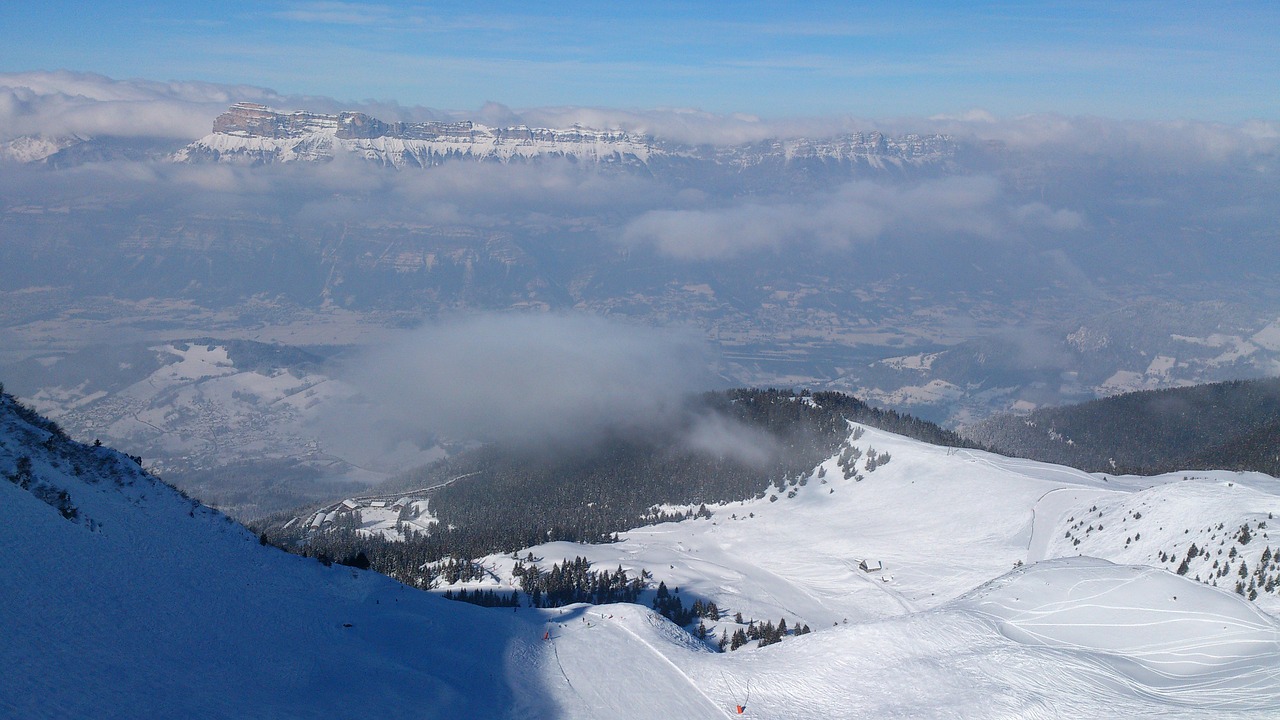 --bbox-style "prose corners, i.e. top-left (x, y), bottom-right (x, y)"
top-left (468, 426), bottom-right (1280, 623)
top-left (524, 559), bottom-right (1280, 718)
top-left (6, 392), bottom-right (1280, 718)
top-left (962, 558), bottom-right (1280, 701)
top-left (466, 424), bottom-right (1280, 716)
